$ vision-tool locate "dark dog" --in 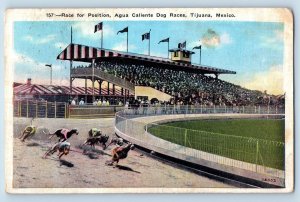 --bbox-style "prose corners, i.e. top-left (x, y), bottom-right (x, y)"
top-left (82, 134), bottom-right (109, 152)
top-left (49, 128), bottom-right (79, 142)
